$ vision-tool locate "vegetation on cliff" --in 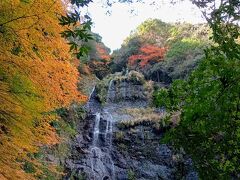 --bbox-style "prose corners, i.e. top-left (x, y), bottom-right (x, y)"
top-left (153, 1), bottom-right (240, 178)
top-left (96, 70), bottom-right (153, 104)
